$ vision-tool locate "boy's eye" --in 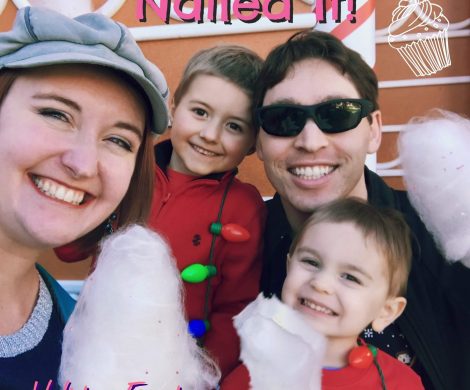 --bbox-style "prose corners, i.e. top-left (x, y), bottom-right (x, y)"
top-left (341, 273), bottom-right (362, 285)
top-left (226, 122), bottom-right (243, 133)
top-left (193, 108), bottom-right (208, 117)
top-left (106, 136), bottom-right (133, 152)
